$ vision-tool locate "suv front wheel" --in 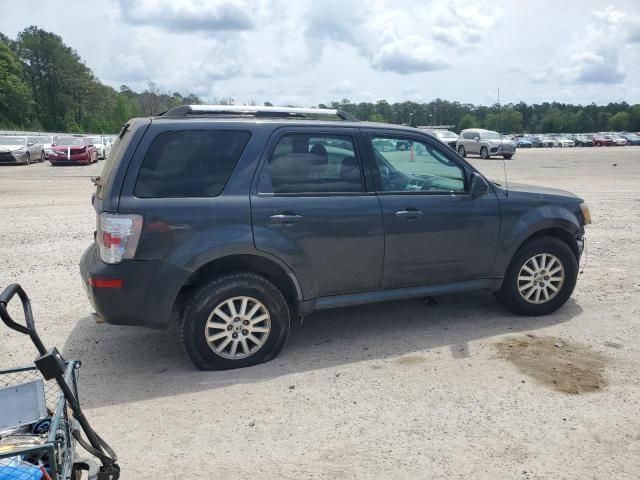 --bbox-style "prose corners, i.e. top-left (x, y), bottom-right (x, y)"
top-left (496, 237), bottom-right (578, 316)
top-left (181, 272), bottom-right (291, 370)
